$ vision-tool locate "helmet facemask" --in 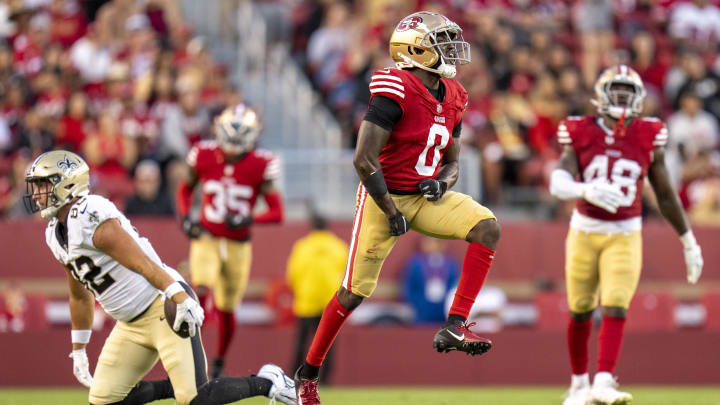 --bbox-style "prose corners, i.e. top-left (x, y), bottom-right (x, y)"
top-left (603, 82), bottom-right (643, 119)
top-left (215, 105), bottom-right (261, 156)
top-left (24, 175), bottom-right (63, 219)
top-left (424, 27), bottom-right (470, 78)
